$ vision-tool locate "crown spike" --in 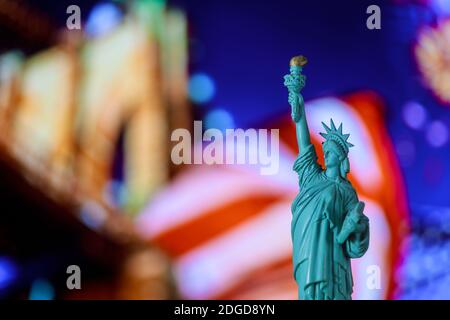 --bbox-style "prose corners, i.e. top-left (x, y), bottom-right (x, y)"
top-left (338, 123), bottom-right (343, 134)
top-left (347, 142), bottom-right (354, 148)
top-left (321, 121), bottom-right (331, 133)
top-left (330, 119), bottom-right (337, 131)
top-left (343, 133), bottom-right (350, 141)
